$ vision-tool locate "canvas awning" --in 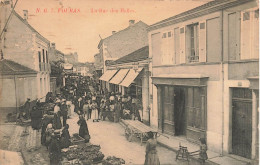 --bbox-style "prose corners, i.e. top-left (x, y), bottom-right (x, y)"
top-left (99, 70), bottom-right (117, 82)
top-left (152, 74), bottom-right (208, 86)
top-left (120, 68), bottom-right (143, 87)
top-left (109, 69), bottom-right (129, 85)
